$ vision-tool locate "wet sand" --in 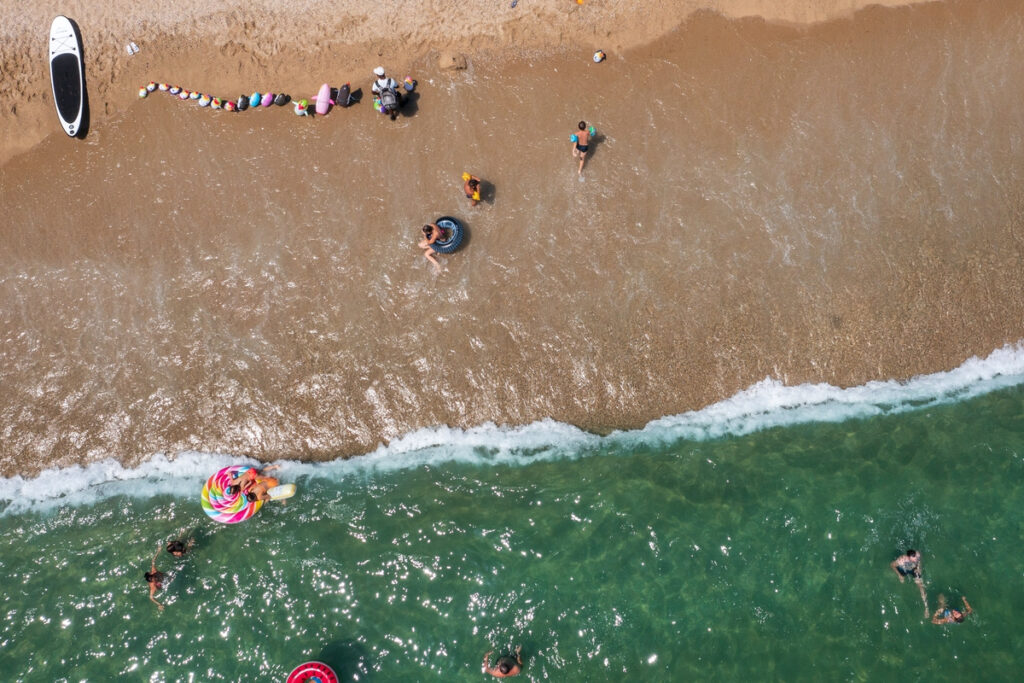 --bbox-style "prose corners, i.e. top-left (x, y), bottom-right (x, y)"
top-left (2, 0), bottom-right (1023, 476)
